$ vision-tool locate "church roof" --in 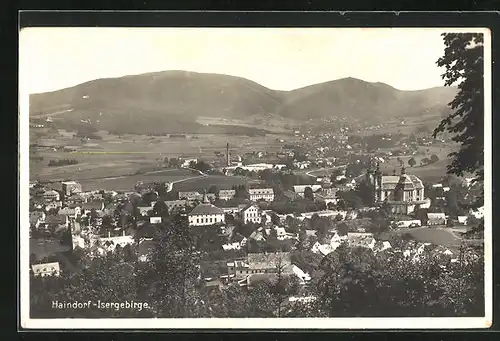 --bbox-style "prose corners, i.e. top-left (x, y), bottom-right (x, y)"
top-left (188, 203), bottom-right (224, 216)
top-left (381, 174), bottom-right (424, 190)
